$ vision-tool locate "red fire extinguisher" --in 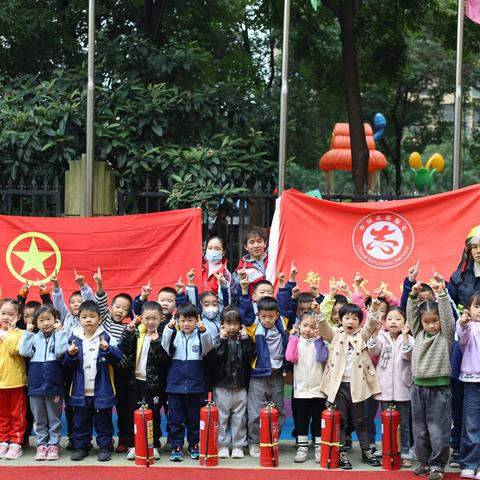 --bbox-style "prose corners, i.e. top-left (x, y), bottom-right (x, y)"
top-left (320, 402), bottom-right (340, 469)
top-left (199, 392), bottom-right (219, 466)
top-left (134, 403), bottom-right (154, 466)
top-left (382, 403), bottom-right (401, 470)
top-left (259, 402), bottom-right (279, 467)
